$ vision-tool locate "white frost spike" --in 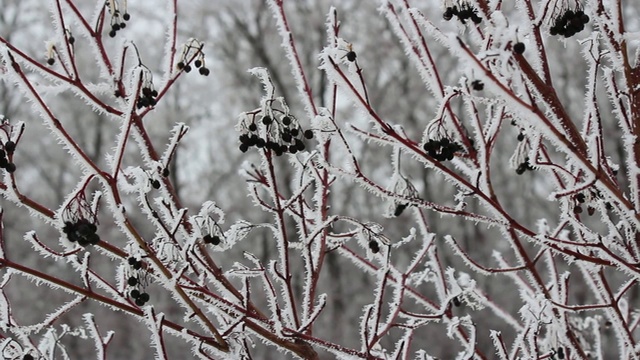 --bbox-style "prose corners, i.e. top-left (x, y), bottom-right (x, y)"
top-left (446, 315), bottom-right (476, 360)
top-left (414, 350), bottom-right (438, 360)
top-left (218, 220), bottom-right (252, 251)
top-left (38, 327), bottom-right (70, 360)
top-left (198, 201), bottom-right (225, 224)
top-left (84, 313), bottom-right (114, 359)
top-left (119, 166), bottom-right (152, 194)
top-left (90, 191), bottom-right (102, 219)
top-left (392, 227), bottom-right (418, 249)
top-left (445, 267), bottom-right (482, 309)
top-left (489, 330), bottom-right (509, 359)
top-left (265, 0), bottom-right (317, 117)
top-left (144, 307), bottom-right (168, 360)
top-left (1, 338), bottom-right (23, 359)
top-left (312, 108), bottom-right (336, 133)
top-left (247, 67), bottom-right (275, 100)
top-left (0, 289), bottom-right (10, 331)
top-left (536, 218), bottom-right (549, 236)
top-left (618, 297), bottom-right (629, 323)
top-left (162, 123), bottom-right (189, 168)
top-left (297, 293), bottom-right (327, 333)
